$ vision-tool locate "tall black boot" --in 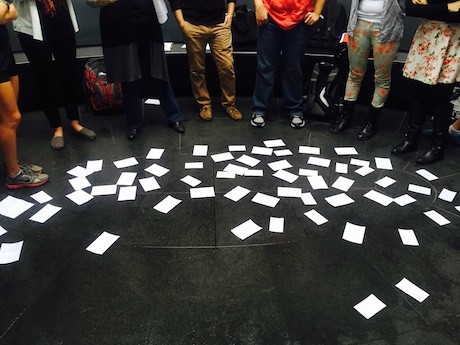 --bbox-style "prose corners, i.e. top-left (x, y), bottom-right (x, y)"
top-left (330, 100), bottom-right (355, 134)
top-left (416, 104), bottom-right (451, 165)
top-left (391, 99), bottom-right (426, 155)
top-left (357, 106), bottom-right (381, 140)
